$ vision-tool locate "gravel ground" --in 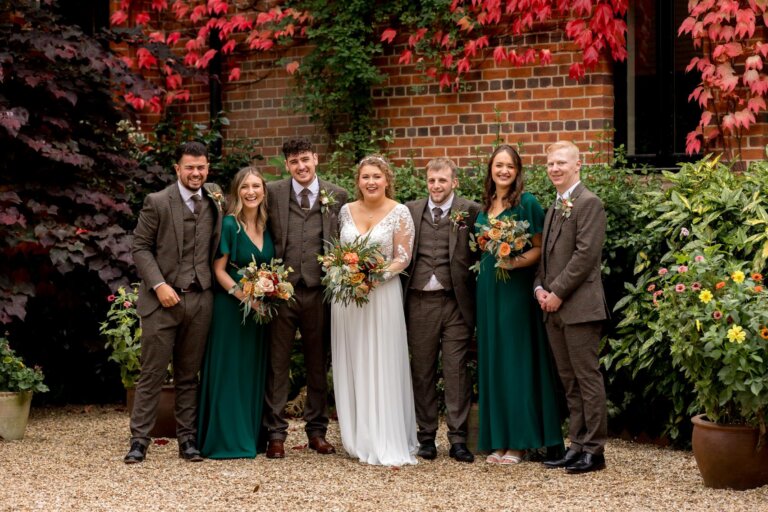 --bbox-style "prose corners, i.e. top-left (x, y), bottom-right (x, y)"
top-left (1, 405), bottom-right (767, 512)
